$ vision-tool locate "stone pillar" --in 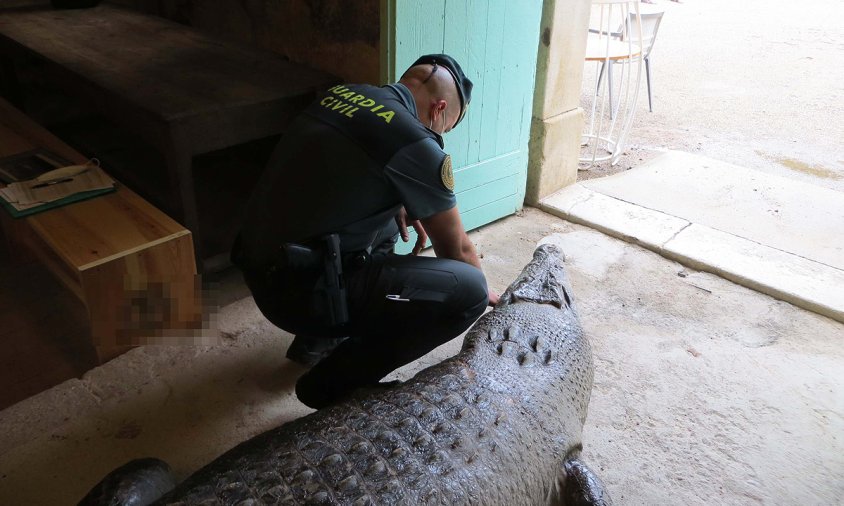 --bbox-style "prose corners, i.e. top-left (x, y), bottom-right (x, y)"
top-left (525, 0), bottom-right (591, 205)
